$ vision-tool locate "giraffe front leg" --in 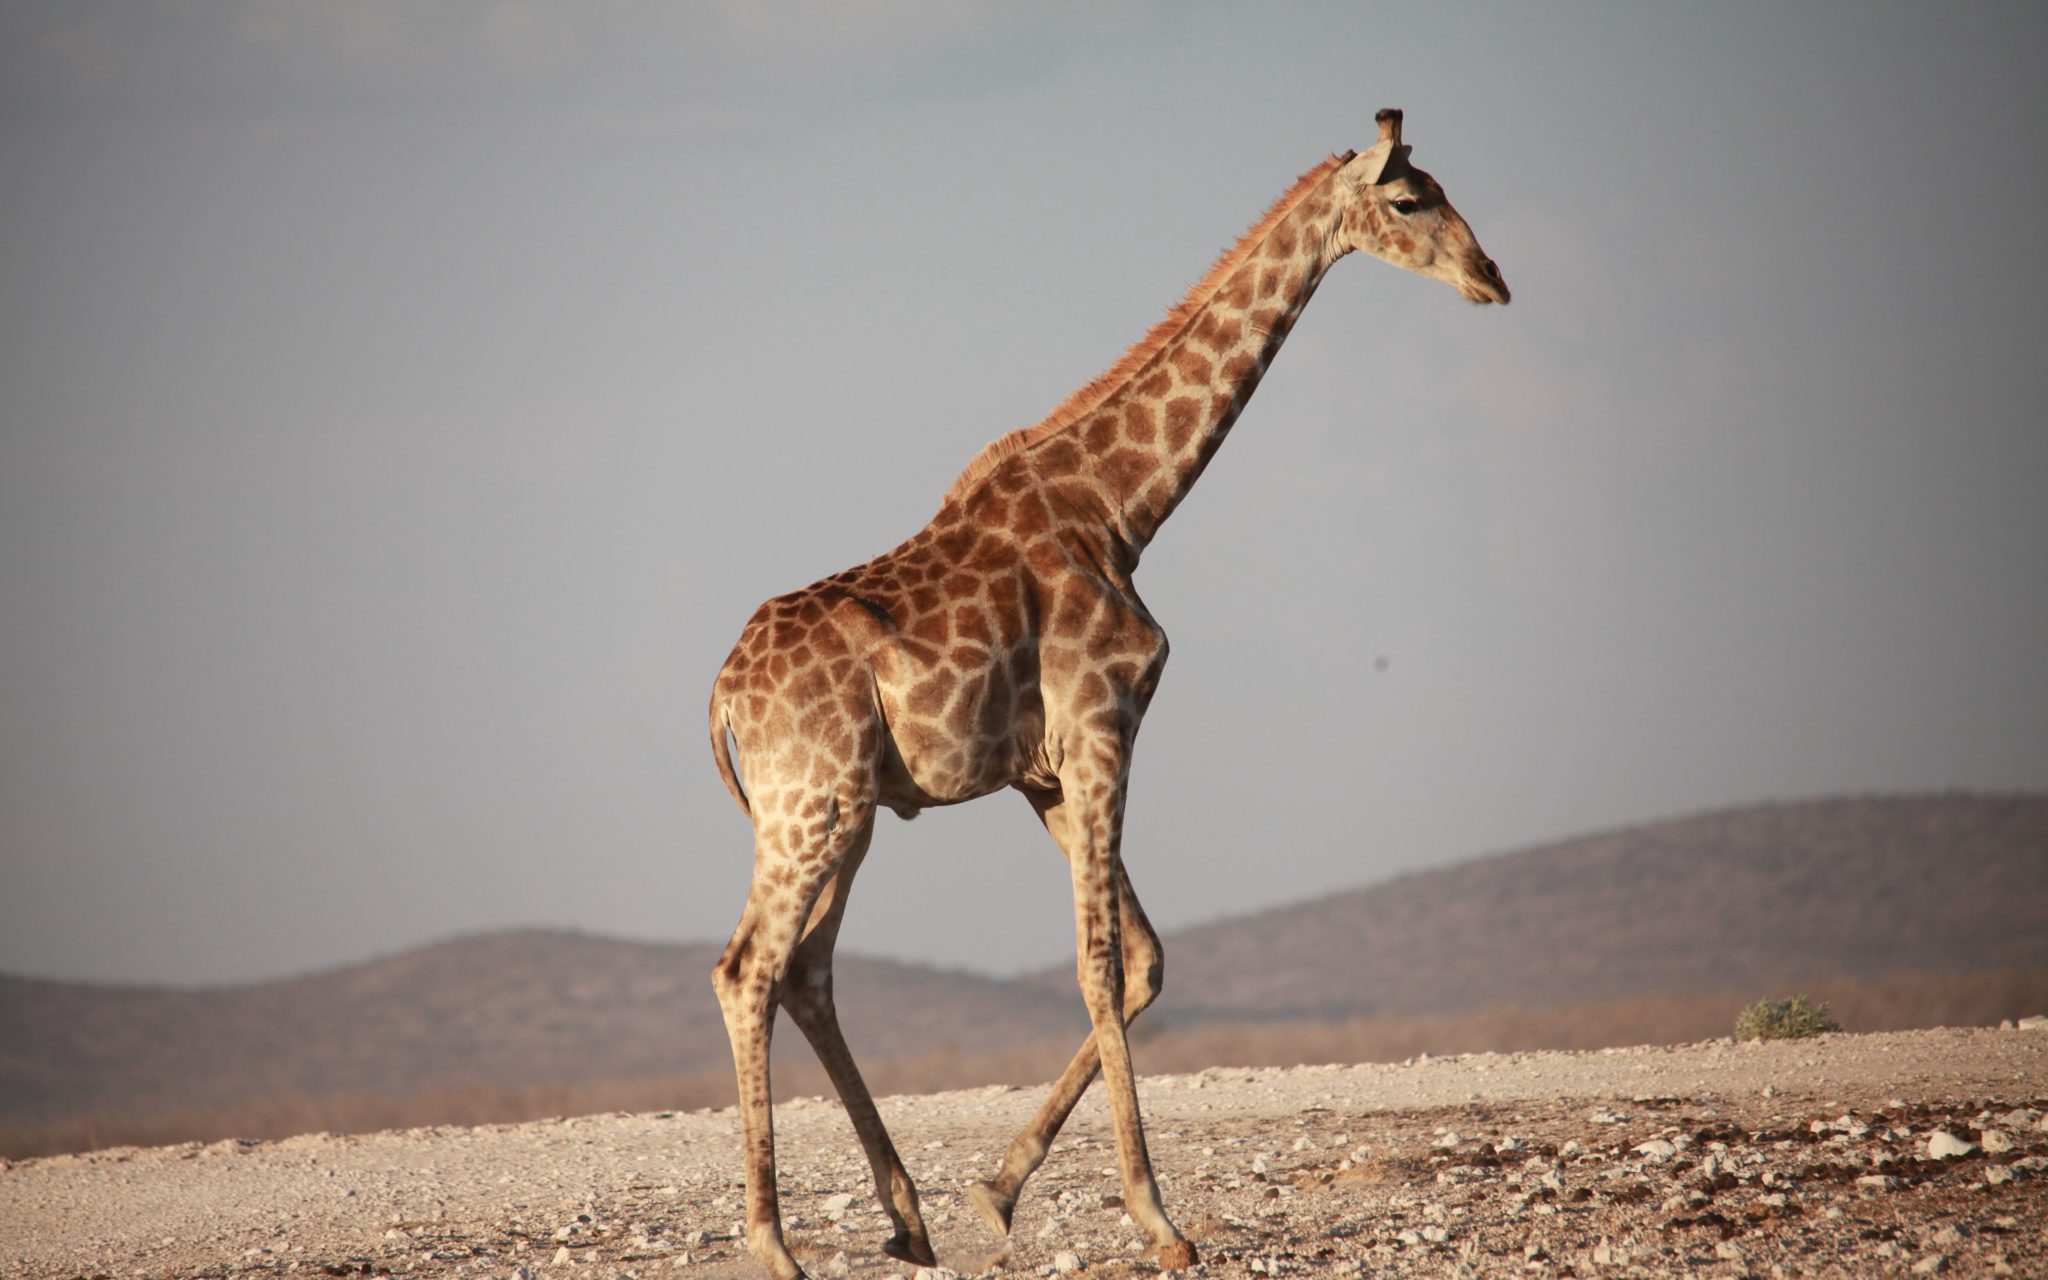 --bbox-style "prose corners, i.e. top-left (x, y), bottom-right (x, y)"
top-left (1046, 777), bottom-right (1196, 1270)
top-left (969, 862), bottom-right (1164, 1238)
